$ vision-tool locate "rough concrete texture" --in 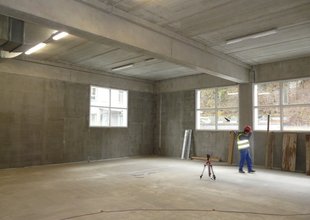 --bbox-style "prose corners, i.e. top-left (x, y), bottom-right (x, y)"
top-left (0, 157), bottom-right (310, 220)
top-left (158, 91), bottom-right (195, 157)
top-left (0, 59), bottom-right (154, 93)
top-left (155, 73), bottom-right (234, 93)
top-left (255, 56), bottom-right (310, 83)
top-left (0, 72), bottom-right (155, 168)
